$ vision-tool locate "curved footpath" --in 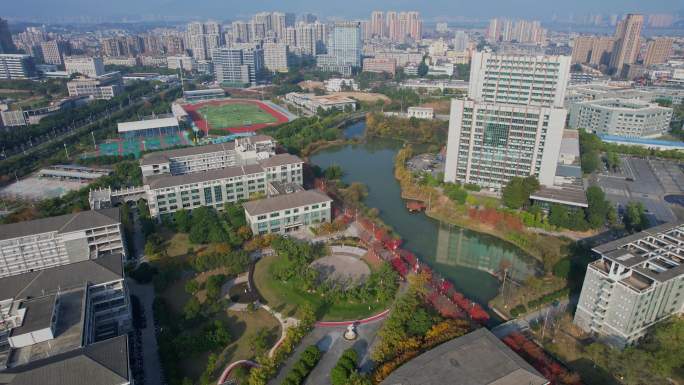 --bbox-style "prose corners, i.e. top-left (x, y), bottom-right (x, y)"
top-left (217, 360), bottom-right (259, 385)
top-left (315, 309), bottom-right (391, 327)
